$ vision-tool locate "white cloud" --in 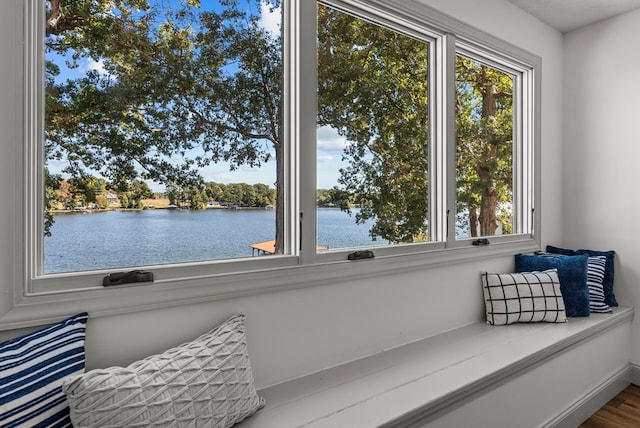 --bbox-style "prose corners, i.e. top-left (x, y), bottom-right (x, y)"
top-left (317, 155), bottom-right (334, 162)
top-left (260, 1), bottom-right (281, 38)
top-left (317, 125), bottom-right (347, 152)
top-left (46, 159), bottom-right (67, 177)
top-left (85, 58), bottom-right (108, 76)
